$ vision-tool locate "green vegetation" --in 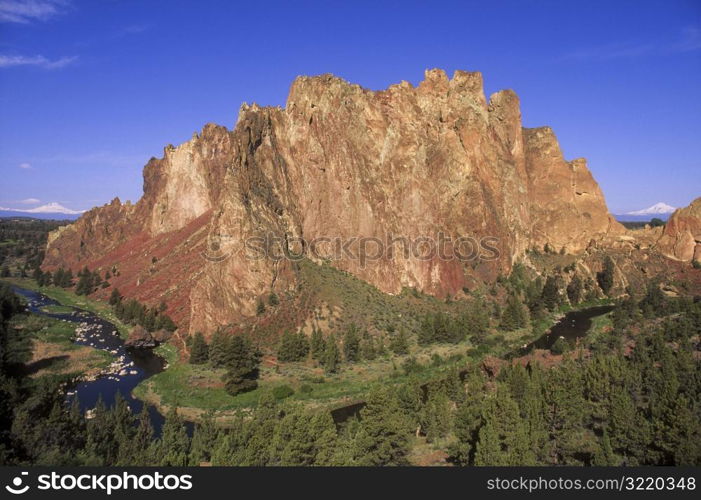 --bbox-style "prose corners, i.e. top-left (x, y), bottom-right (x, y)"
top-left (189, 332), bottom-right (209, 364)
top-left (3, 266), bottom-right (700, 466)
top-left (113, 295), bottom-right (176, 333)
top-left (39, 304), bottom-right (74, 314)
top-left (321, 334), bottom-right (341, 374)
top-left (276, 330), bottom-right (309, 362)
top-left (3, 277), bottom-right (131, 339)
top-left (0, 218), bottom-right (70, 277)
top-left (132, 260), bottom-right (617, 416)
top-left (221, 336), bottom-right (261, 396)
top-left (597, 256), bottom-right (615, 295)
